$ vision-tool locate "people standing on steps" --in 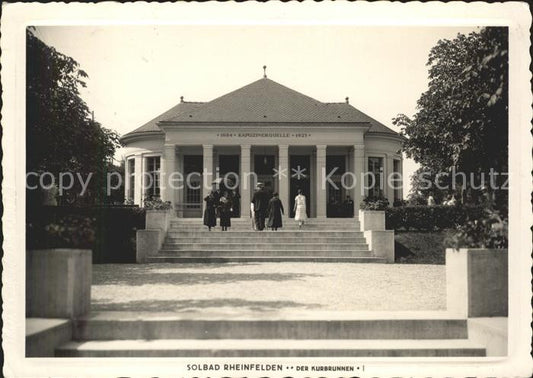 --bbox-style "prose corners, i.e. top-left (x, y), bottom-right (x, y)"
top-left (218, 191), bottom-right (233, 231)
top-left (251, 182), bottom-right (271, 231)
top-left (294, 188), bottom-right (307, 229)
top-left (343, 195), bottom-right (354, 217)
top-left (231, 189), bottom-right (240, 217)
top-left (203, 190), bottom-right (218, 231)
top-left (267, 192), bottom-right (284, 231)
